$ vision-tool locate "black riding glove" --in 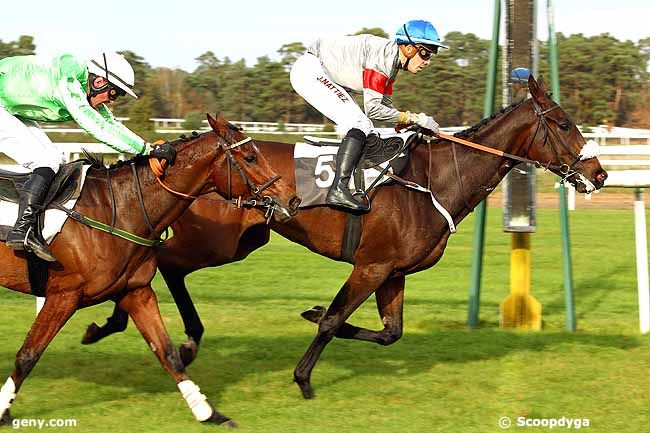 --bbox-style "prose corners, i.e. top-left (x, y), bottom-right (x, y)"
top-left (149, 142), bottom-right (177, 164)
